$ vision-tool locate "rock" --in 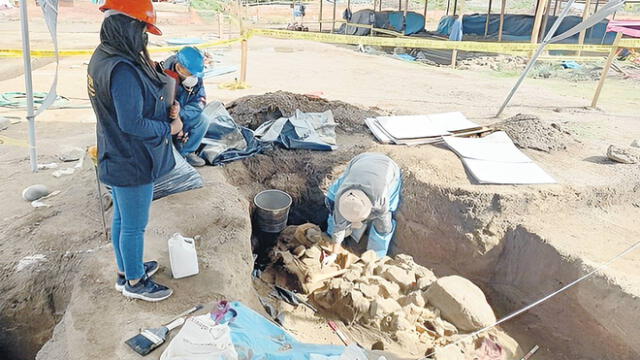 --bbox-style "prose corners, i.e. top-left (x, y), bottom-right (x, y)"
top-left (414, 267), bottom-right (437, 290)
top-left (631, 139), bottom-right (640, 148)
top-left (363, 261), bottom-right (376, 276)
top-left (607, 145), bottom-right (640, 164)
top-left (389, 312), bottom-right (412, 332)
top-left (304, 246), bottom-right (321, 261)
top-left (483, 331), bottom-right (523, 359)
top-left (22, 184), bottom-right (50, 201)
top-left (305, 227), bottom-right (323, 244)
top-left (336, 289), bottom-right (370, 322)
top-left (58, 149), bottom-right (84, 162)
top-left (398, 291), bottom-right (426, 308)
top-left (382, 265), bottom-right (416, 292)
top-left (404, 303), bottom-right (425, 325)
top-left (358, 282), bottom-right (379, 299)
top-left (393, 330), bottom-right (421, 353)
top-left (360, 249), bottom-right (377, 264)
top-left (371, 340), bottom-right (385, 350)
top-left (368, 276), bottom-right (401, 299)
top-left (343, 269), bottom-right (361, 282)
top-left (292, 245), bottom-right (305, 257)
top-left (294, 223), bottom-right (321, 247)
top-left (0, 116), bottom-right (9, 130)
top-left (426, 317), bottom-right (458, 337)
top-left (433, 345), bottom-right (465, 360)
top-left (425, 276), bottom-right (497, 332)
top-left (369, 297), bottom-right (402, 320)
